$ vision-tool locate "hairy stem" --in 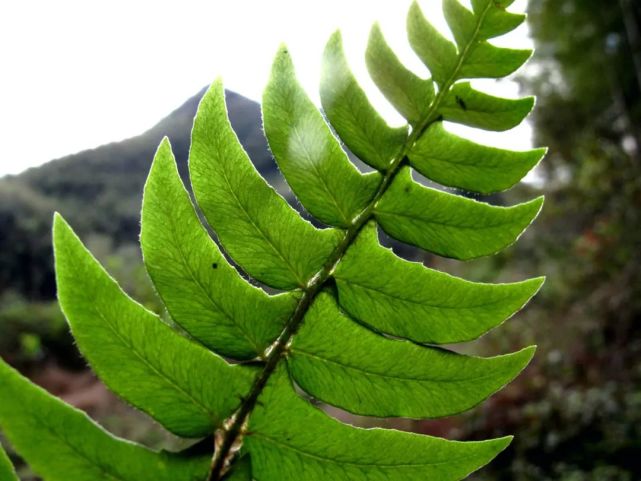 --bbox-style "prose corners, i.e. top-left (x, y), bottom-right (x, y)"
top-left (207, 6), bottom-right (493, 478)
